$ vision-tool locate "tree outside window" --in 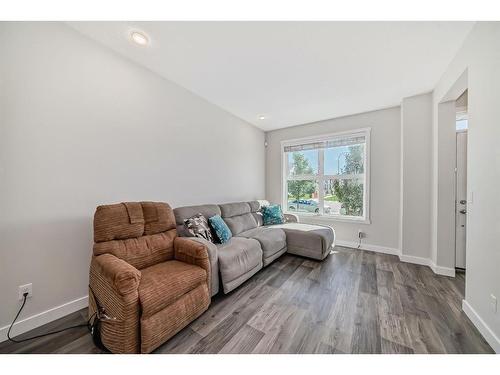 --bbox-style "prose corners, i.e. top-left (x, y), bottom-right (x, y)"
top-left (333, 145), bottom-right (364, 216)
top-left (288, 153), bottom-right (317, 210)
